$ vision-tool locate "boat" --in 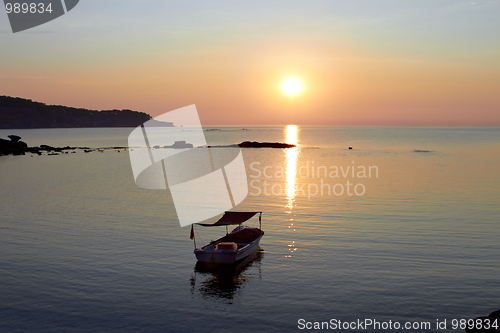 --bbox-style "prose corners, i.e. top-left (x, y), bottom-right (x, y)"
top-left (191, 211), bottom-right (264, 264)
